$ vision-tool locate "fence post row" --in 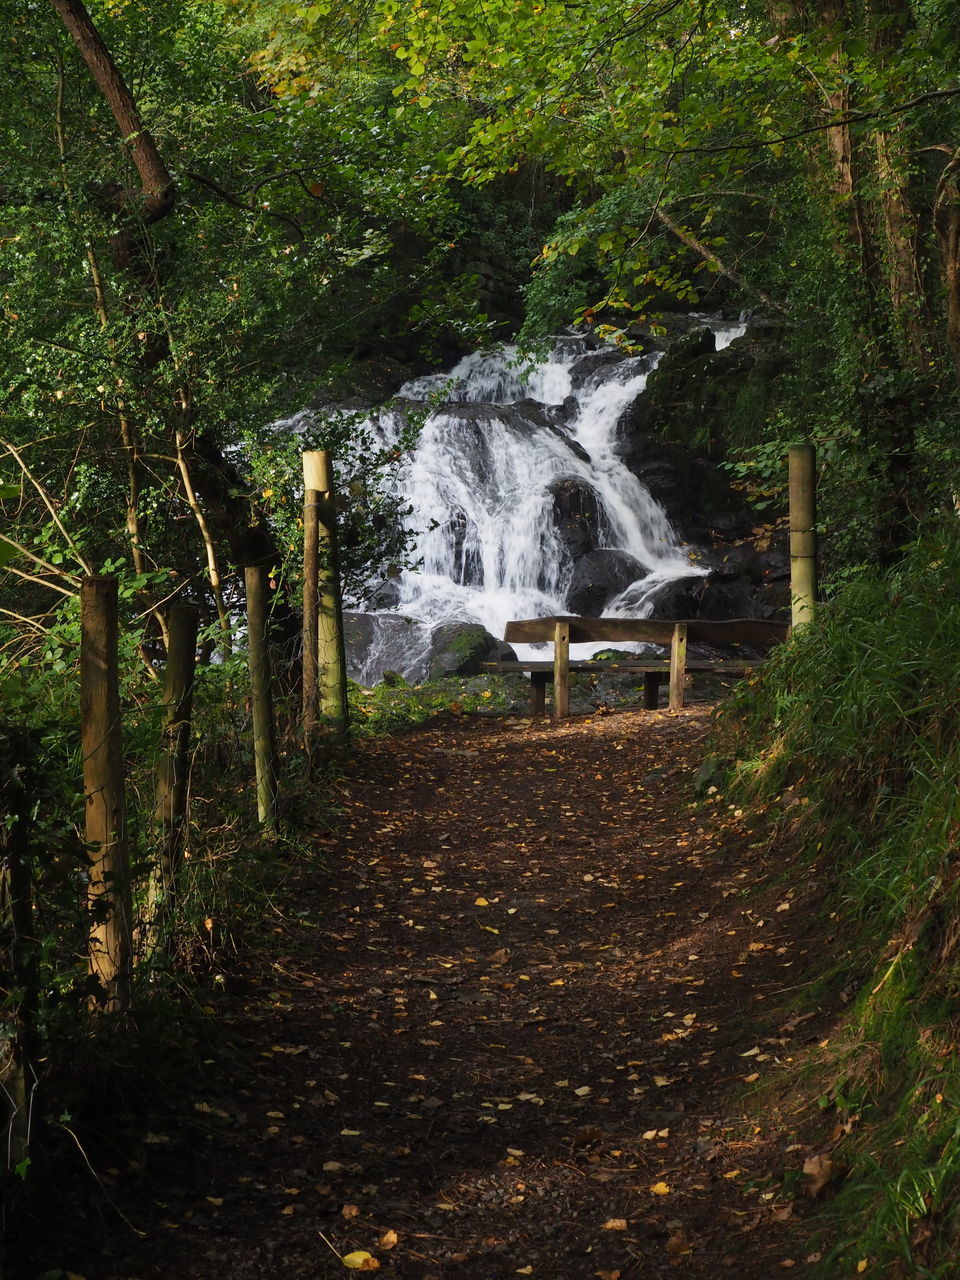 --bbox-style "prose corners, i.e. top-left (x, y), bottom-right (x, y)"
top-left (80, 575), bottom-right (133, 1012)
